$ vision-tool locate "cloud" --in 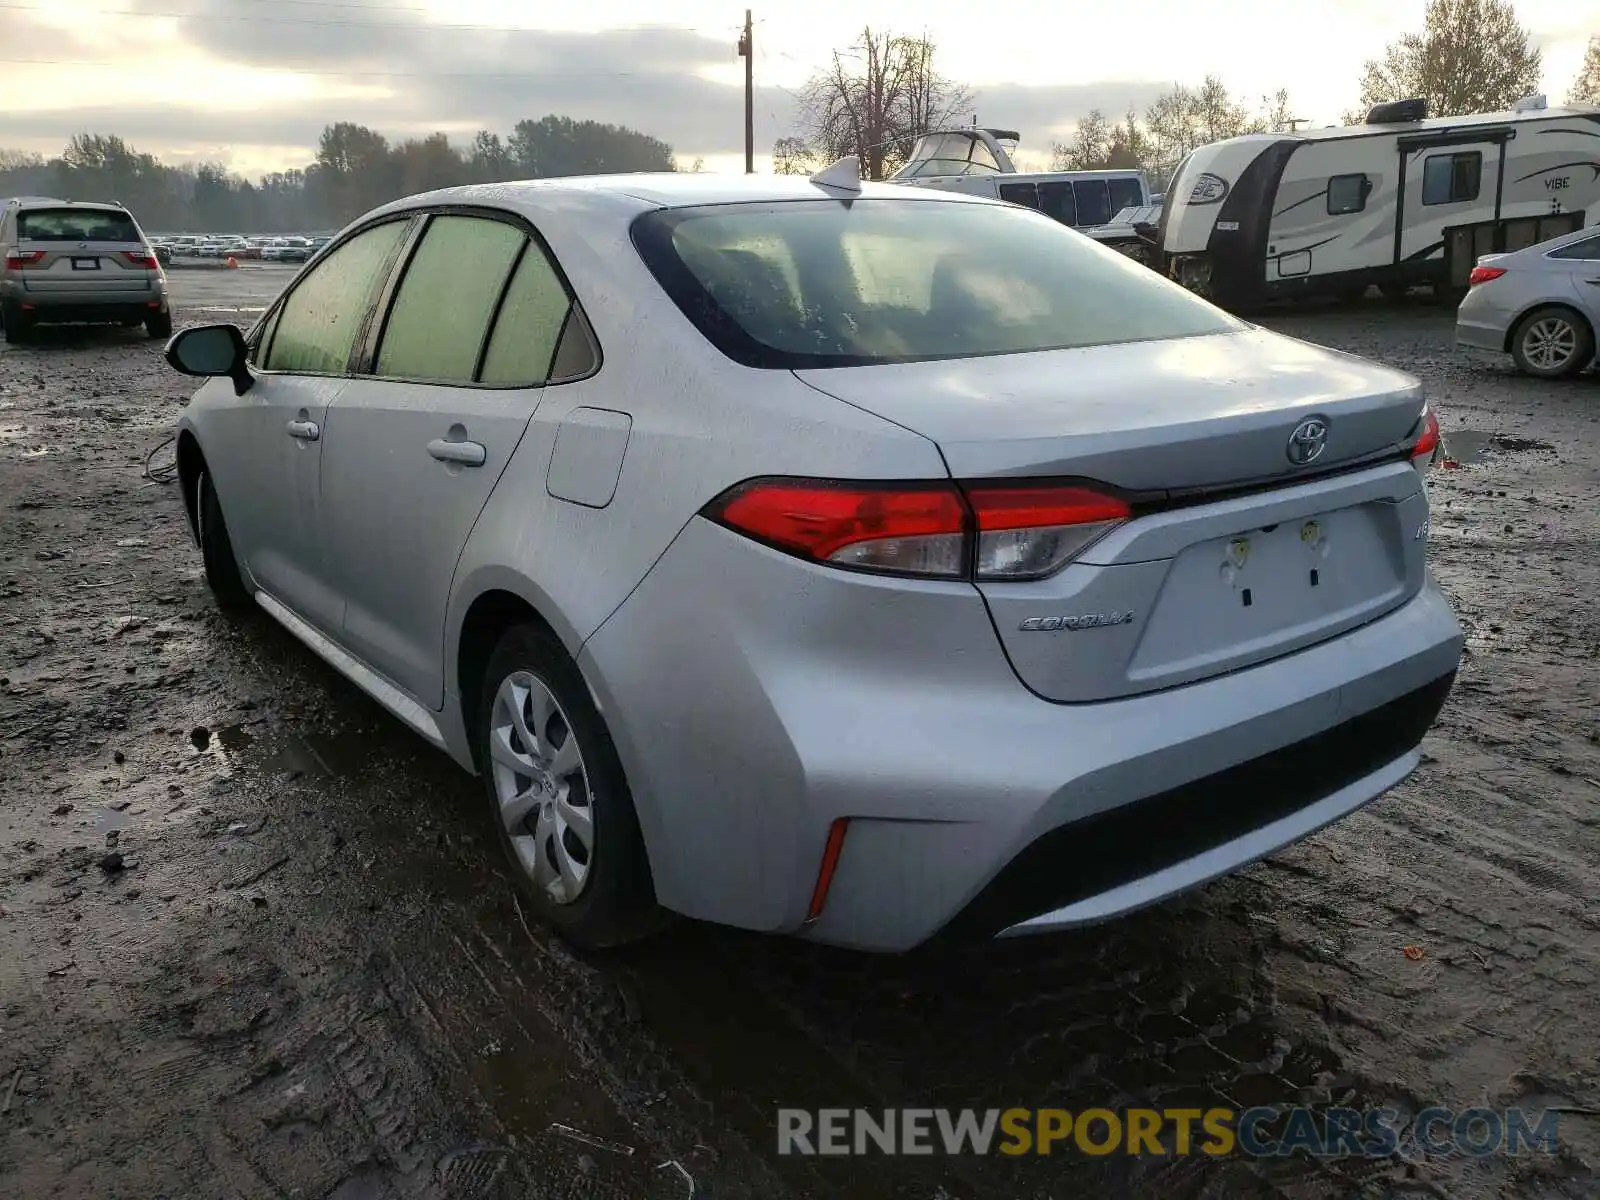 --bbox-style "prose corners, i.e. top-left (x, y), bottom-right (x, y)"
top-left (0, 2), bottom-right (1179, 175)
